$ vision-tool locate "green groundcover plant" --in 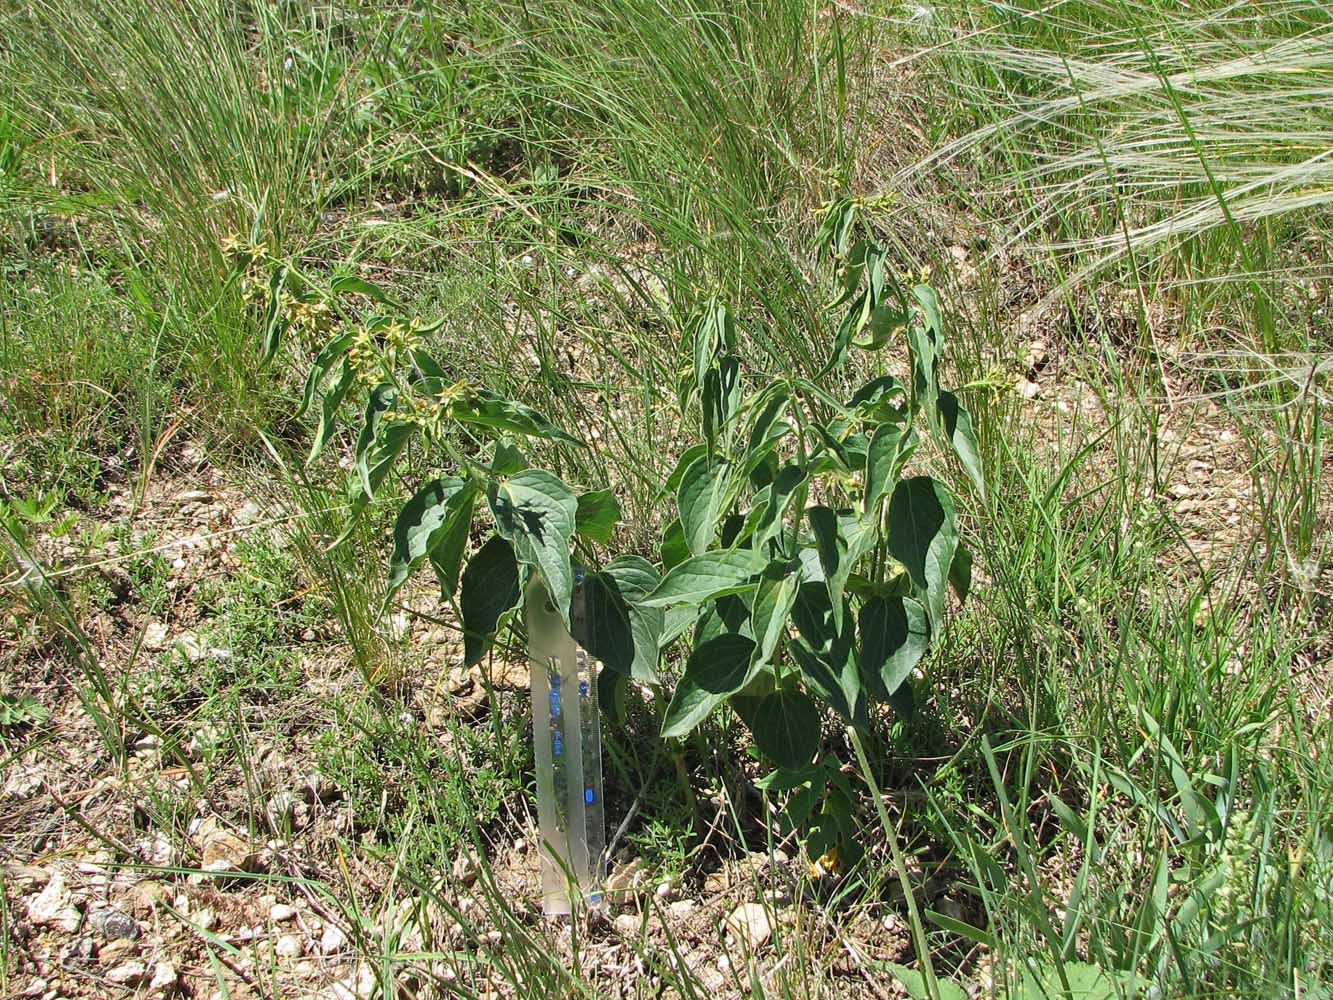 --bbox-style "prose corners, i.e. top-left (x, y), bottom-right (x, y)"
top-left (240, 197), bottom-right (983, 869)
